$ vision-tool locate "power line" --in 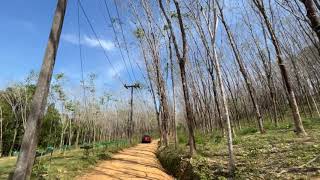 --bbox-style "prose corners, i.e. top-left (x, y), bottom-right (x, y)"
top-left (77, 0), bottom-right (87, 107)
top-left (113, 0), bottom-right (138, 81)
top-left (80, 0), bottom-right (150, 105)
top-left (78, 0), bottom-right (125, 86)
top-left (113, 0), bottom-right (150, 86)
top-left (102, 0), bottom-right (134, 82)
top-left (103, 0), bottom-right (150, 98)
